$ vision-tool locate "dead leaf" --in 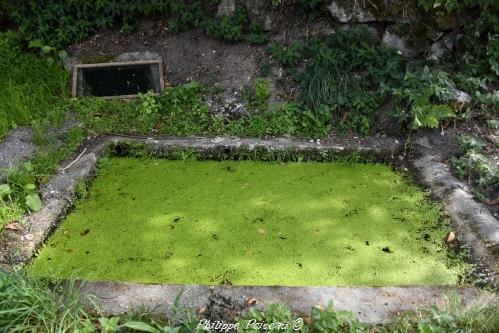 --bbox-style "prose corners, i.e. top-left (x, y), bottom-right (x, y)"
top-left (257, 228), bottom-right (265, 235)
top-left (245, 298), bottom-right (257, 307)
top-left (198, 307), bottom-right (206, 314)
top-left (444, 231), bottom-right (456, 243)
top-left (485, 197), bottom-right (499, 206)
top-left (4, 223), bottom-right (20, 231)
